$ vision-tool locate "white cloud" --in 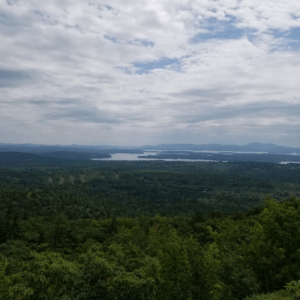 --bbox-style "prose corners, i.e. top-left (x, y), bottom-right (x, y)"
top-left (0, 0), bottom-right (299, 146)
